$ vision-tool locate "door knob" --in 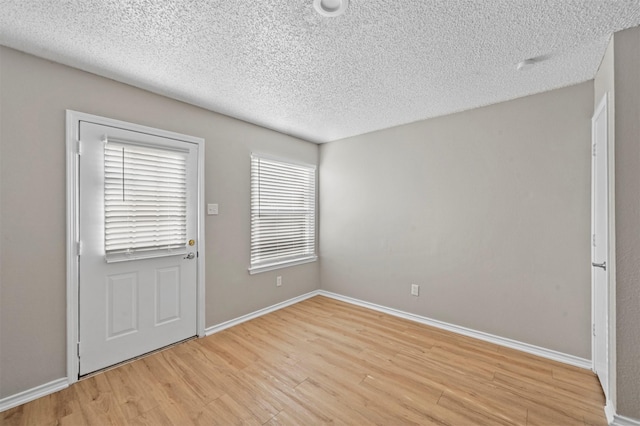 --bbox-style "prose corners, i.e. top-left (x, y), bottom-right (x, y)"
top-left (184, 252), bottom-right (195, 260)
top-left (592, 261), bottom-right (606, 270)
